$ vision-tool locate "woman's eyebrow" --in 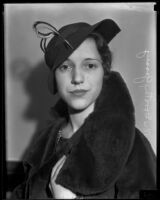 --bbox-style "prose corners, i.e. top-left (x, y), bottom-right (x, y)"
top-left (84, 58), bottom-right (102, 63)
top-left (64, 58), bottom-right (102, 63)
